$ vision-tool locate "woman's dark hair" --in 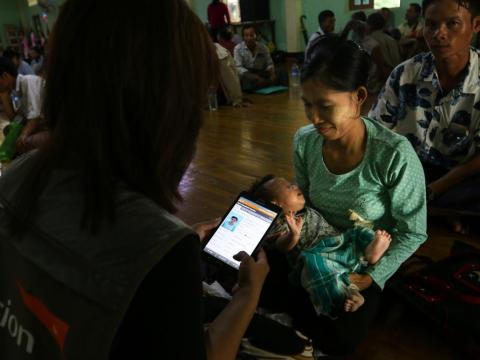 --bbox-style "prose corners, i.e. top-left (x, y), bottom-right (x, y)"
top-left (247, 175), bottom-right (276, 202)
top-left (0, 56), bottom-right (18, 77)
top-left (302, 34), bottom-right (370, 92)
top-left (422, 0), bottom-right (480, 17)
top-left (14, 0), bottom-right (217, 232)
